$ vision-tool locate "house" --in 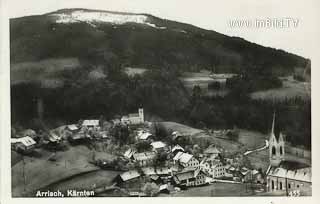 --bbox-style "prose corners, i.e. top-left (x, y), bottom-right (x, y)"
top-left (266, 165), bottom-right (311, 196)
top-left (240, 167), bottom-right (252, 182)
top-left (68, 129), bottom-right (90, 143)
top-left (173, 152), bottom-right (199, 168)
top-left (172, 131), bottom-right (183, 140)
top-left (124, 148), bottom-right (136, 159)
top-left (200, 158), bottom-right (225, 178)
top-left (82, 120), bottom-right (100, 129)
top-left (137, 130), bottom-right (153, 140)
top-left (156, 167), bottom-right (172, 180)
top-left (114, 170), bottom-right (141, 189)
top-left (204, 145), bottom-right (221, 159)
top-left (252, 169), bottom-right (264, 184)
top-left (159, 184), bottom-right (170, 194)
top-left (171, 145), bottom-right (184, 155)
top-left (151, 141), bottom-right (166, 152)
top-left (65, 124), bottom-right (79, 133)
top-left (121, 108), bottom-right (144, 125)
top-left (45, 132), bottom-right (62, 144)
top-left (173, 168), bottom-right (206, 187)
top-left (133, 151), bottom-right (157, 167)
top-left (11, 136), bottom-right (36, 153)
